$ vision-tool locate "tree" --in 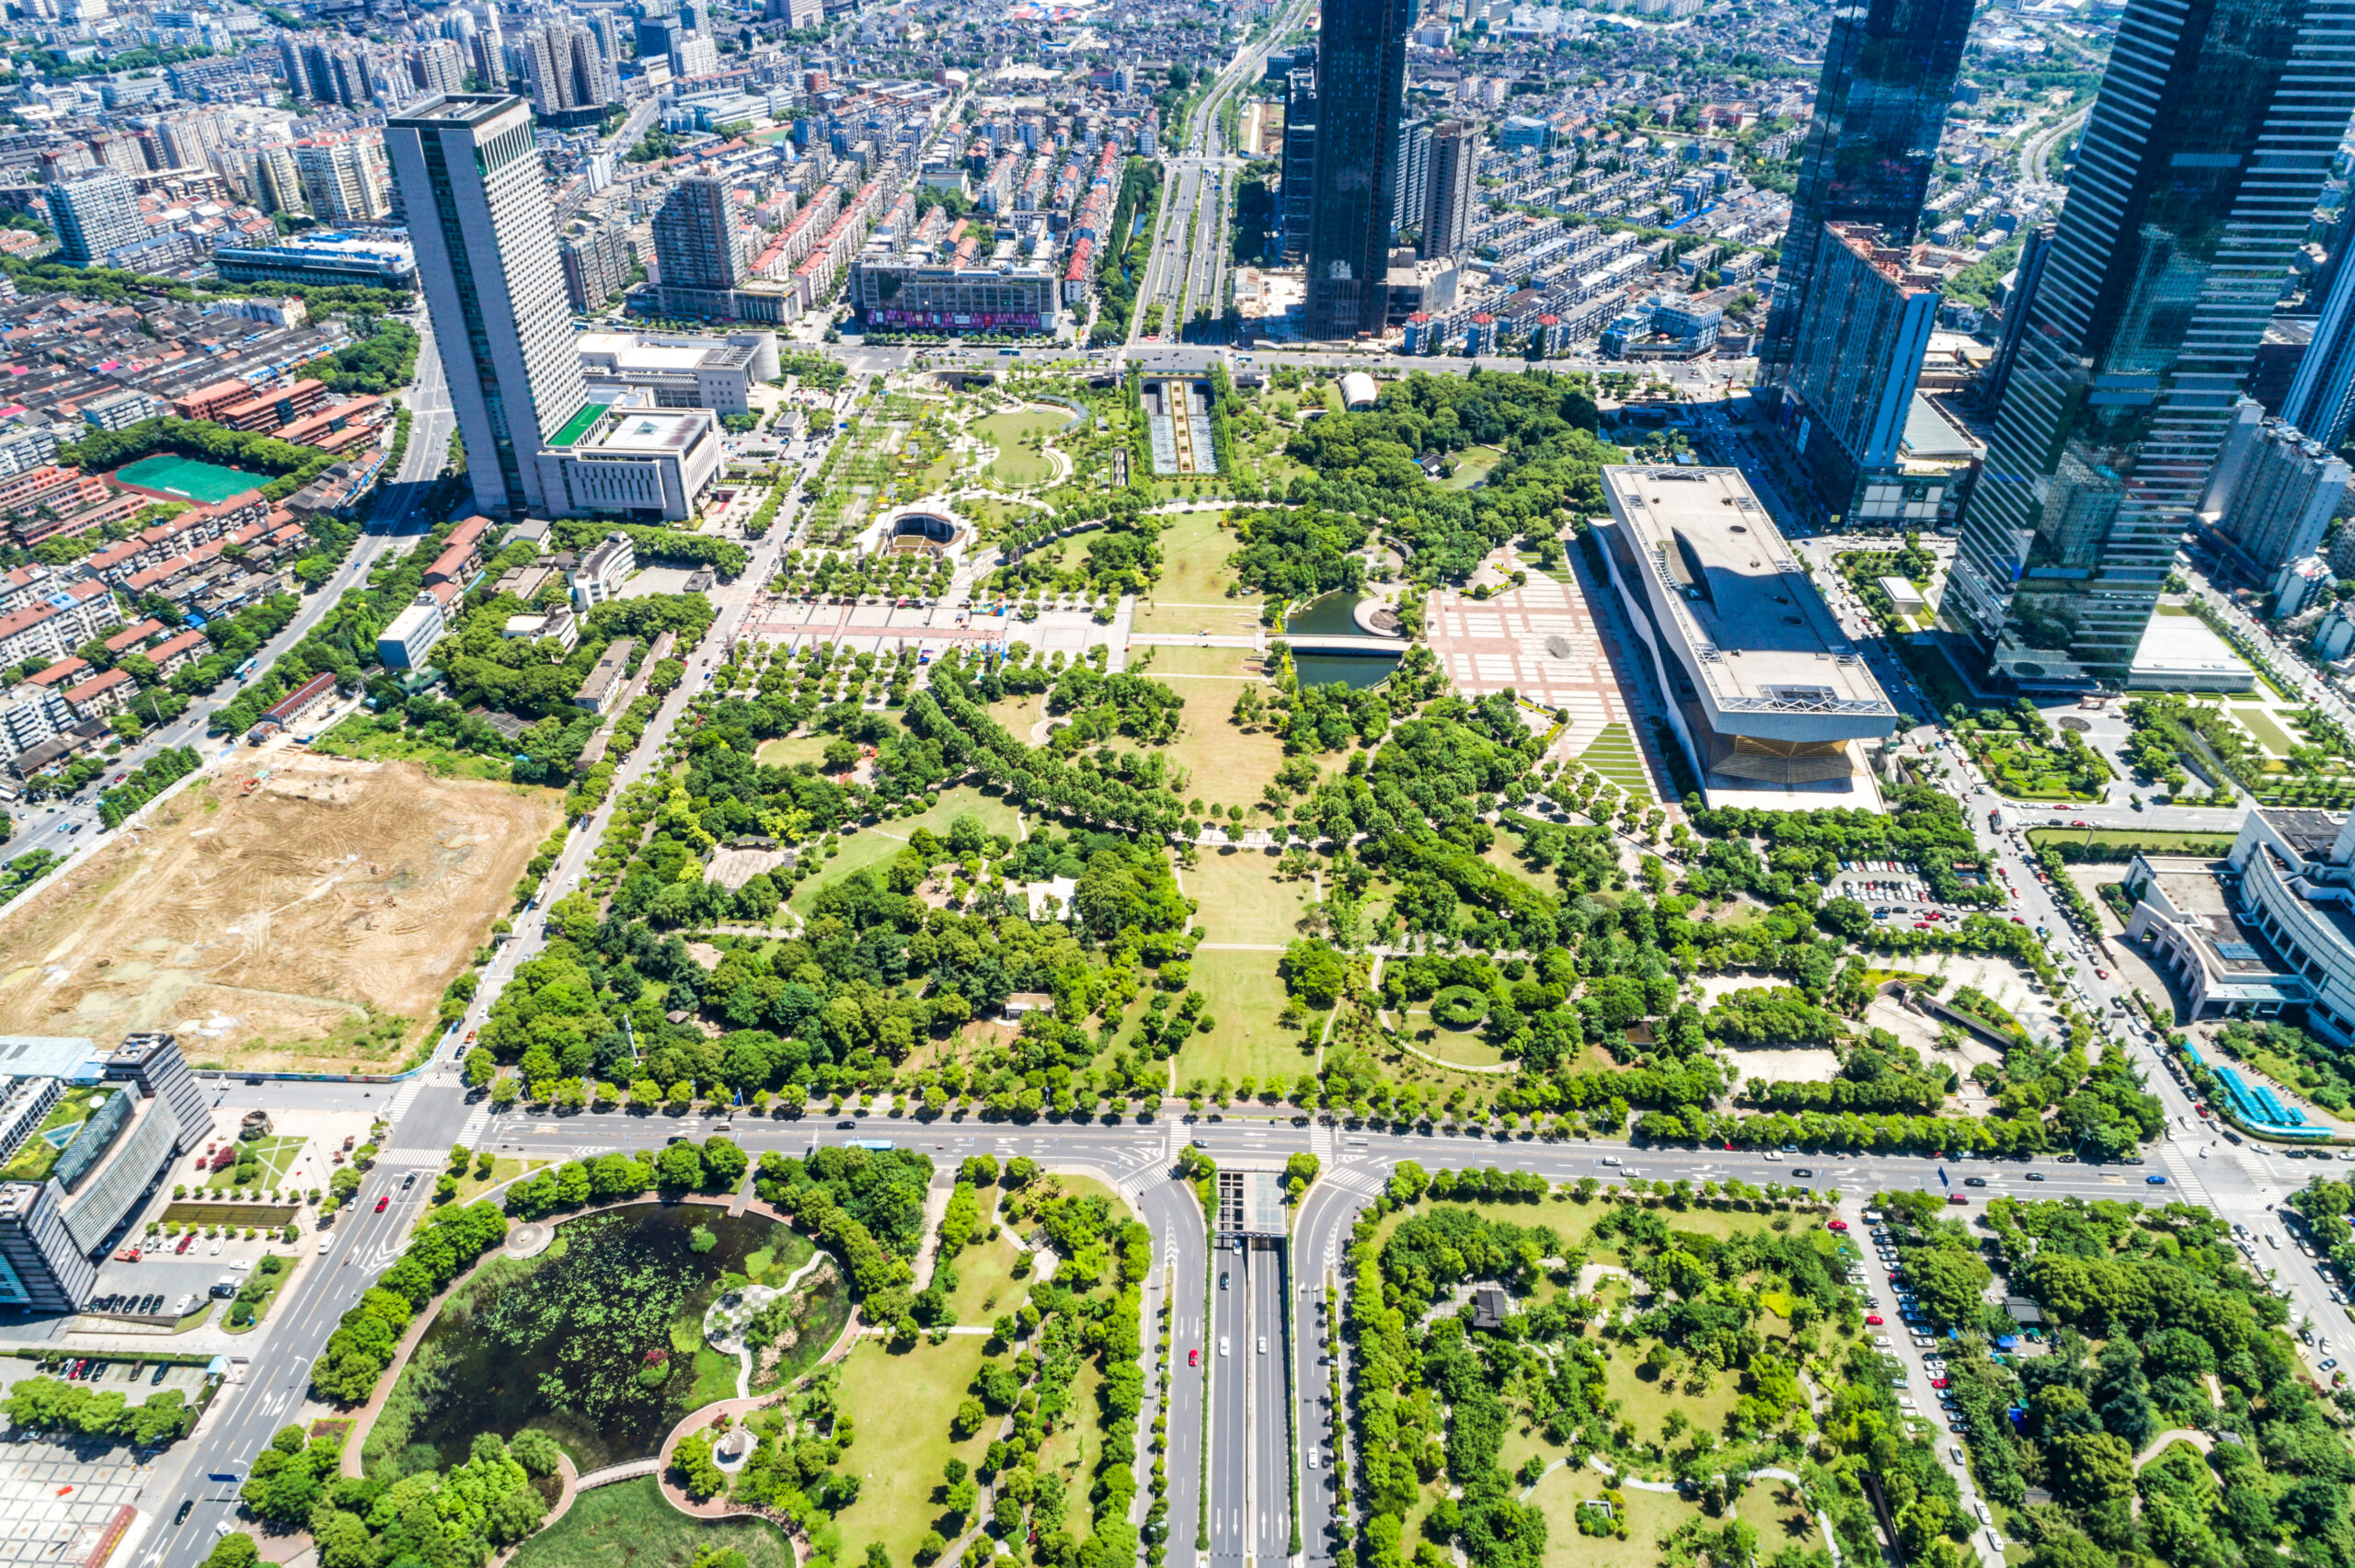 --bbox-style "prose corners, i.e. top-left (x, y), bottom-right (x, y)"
top-left (953, 1396), bottom-right (988, 1437)
top-left (1905, 1247), bottom-right (1992, 1328)
top-left (702, 1136), bottom-right (749, 1190)
top-left (509, 1426), bottom-right (562, 1476)
top-left (201, 1537), bottom-right (259, 1568)
top-left (656, 1140), bottom-right (706, 1190)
